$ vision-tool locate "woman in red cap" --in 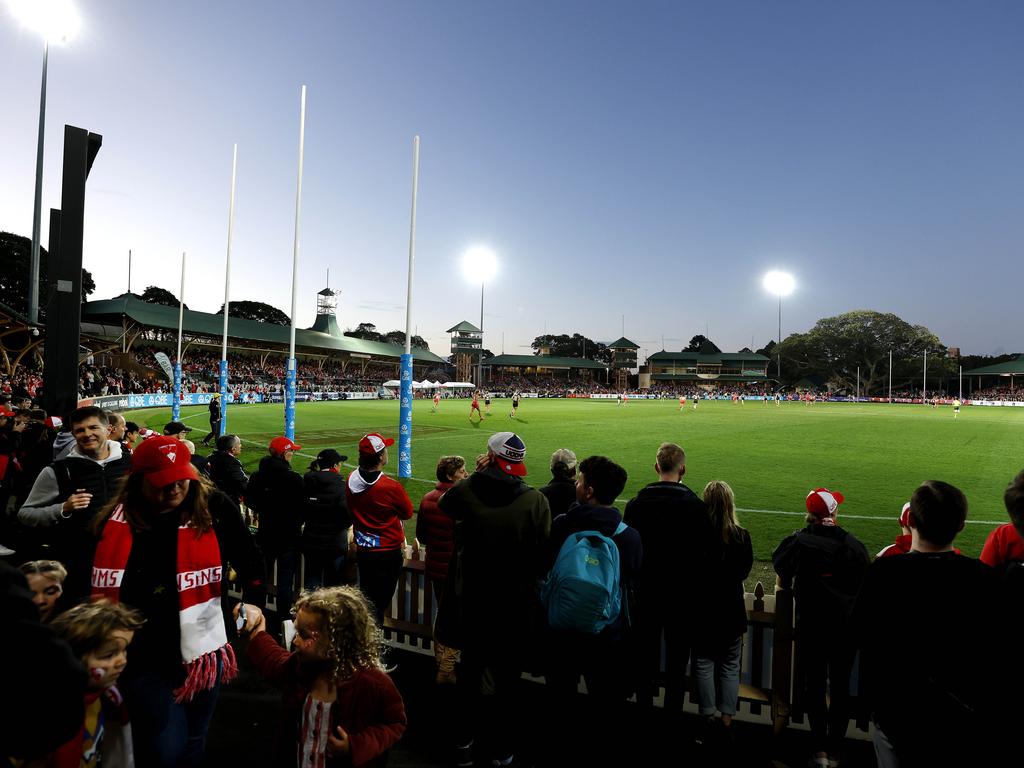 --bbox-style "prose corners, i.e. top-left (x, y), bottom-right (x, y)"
top-left (90, 435), bottom-right (264, 768)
